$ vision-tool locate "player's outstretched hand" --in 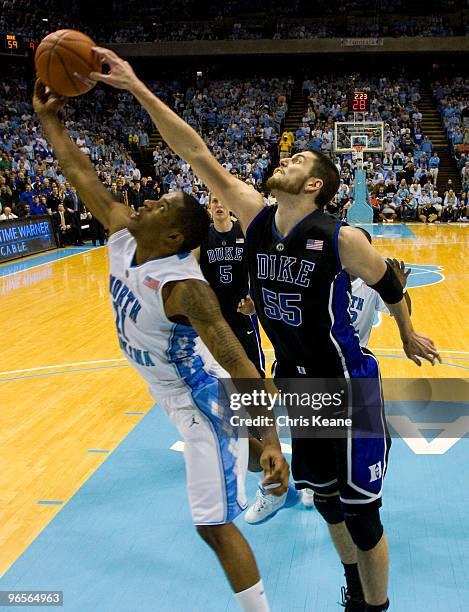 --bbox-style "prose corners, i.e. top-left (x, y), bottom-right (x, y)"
top-left (237, 295), bottom-right (256, 316)
top-left (89, 47), bottom-right (140, 92)
top-left (33, 79), bottom-right (66, 118)
top-left (403, 331), bottom-right (442, 366)
top-left (387, 257), bottom-right (411, 288)
top-left (260, 446), bottom-right (290, 497)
